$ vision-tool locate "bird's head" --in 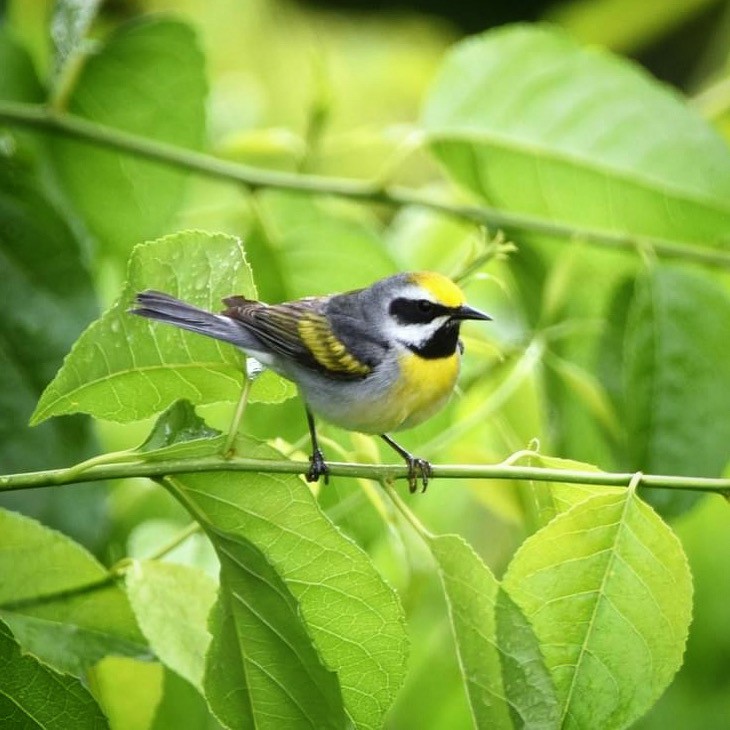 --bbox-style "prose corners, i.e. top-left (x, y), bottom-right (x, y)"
top-left (374, 272), bottom-right (491, 358)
